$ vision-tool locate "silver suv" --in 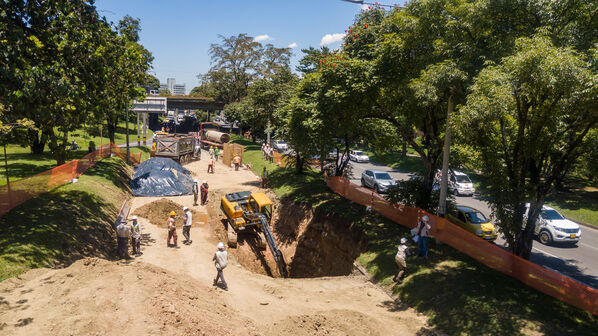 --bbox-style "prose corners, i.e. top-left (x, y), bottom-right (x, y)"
top-left (361, 169), bottom-right (396, 193)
